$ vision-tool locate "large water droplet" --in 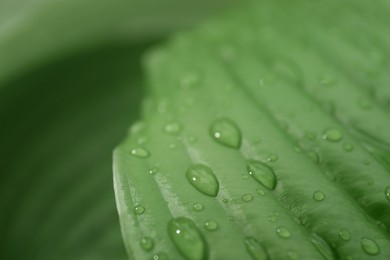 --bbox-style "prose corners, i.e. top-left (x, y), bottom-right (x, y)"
top-left (168, 217), bottom-right (207, 260)
top-left (193, 202), bottom-right (204, 211)
top-left (339, 230), bottom-right (351, 241)
top-left (204, 220), bottom-right (218, 231)
top-left (361, 238), bottom-right (380, 255)
top-left (164, 122), bottom-right (182, 135)
top-left (313, 191), bottom-right (326, 201)
top-left (244, 237), bottom-right (268, 260)
top-left (130, 147), bottom-right (150, 158)
top-left (140, 237), bottom-right (154, 251)
top-left (186, 164), bottom-right (219, 197)
top-left (385, 186), bottom-right (390, 202)
top-left (247, 160), bottom-right (277, 190)
top-left (134, 204), bottom-right (145, 215)
top-left (322, 128), bottom-right (343, 142)
top-left (242, 193), bottom-right (254, 202)
top-left (210, 118), bottom-right (241, 149)
top-left (276, 227), bottom-right (291, 238)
